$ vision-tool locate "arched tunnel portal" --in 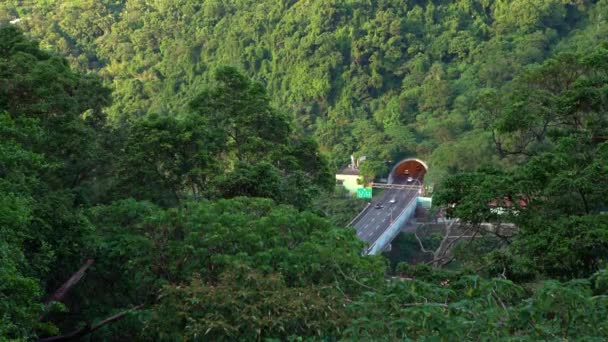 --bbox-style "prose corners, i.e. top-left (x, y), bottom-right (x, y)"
top-left (388, 158), bottom-right (428, 184)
